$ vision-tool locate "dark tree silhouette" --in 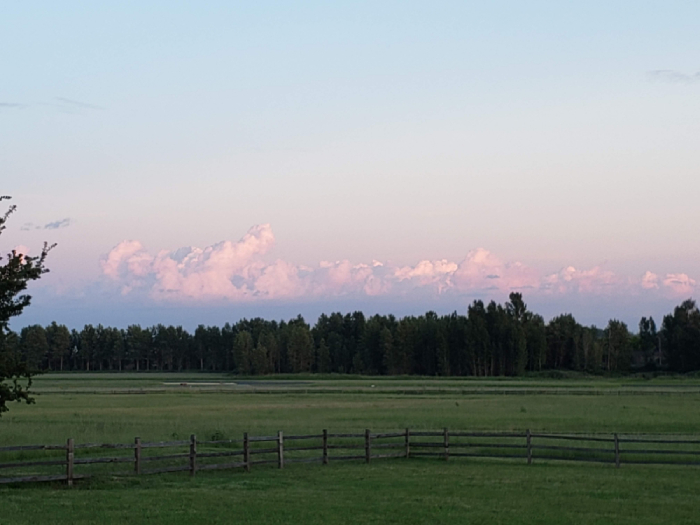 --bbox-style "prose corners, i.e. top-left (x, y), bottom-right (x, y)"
top-left (0, 196), bottom-right (53, 415)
